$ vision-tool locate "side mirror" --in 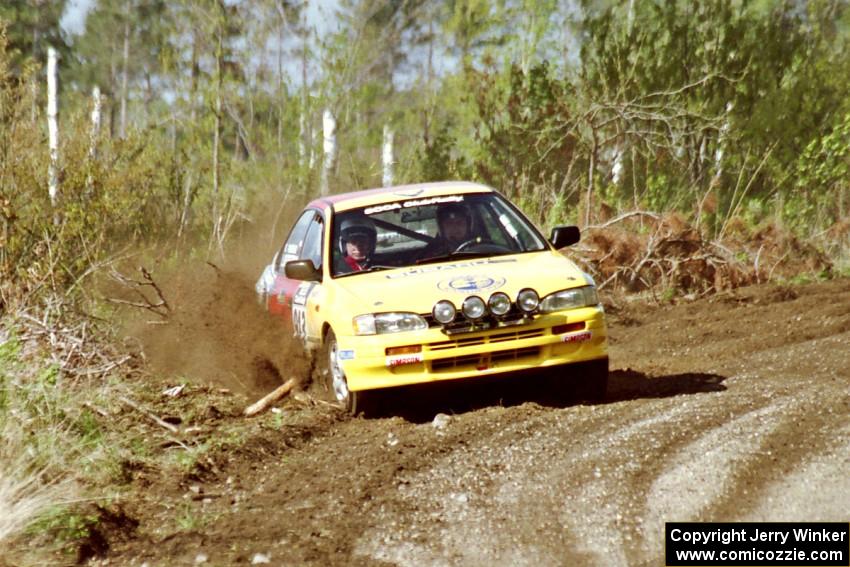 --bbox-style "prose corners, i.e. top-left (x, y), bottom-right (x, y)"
top-left (550, 225), bottom-right (580, 248)
top-left (284, 259), bottom-right (321, 282)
